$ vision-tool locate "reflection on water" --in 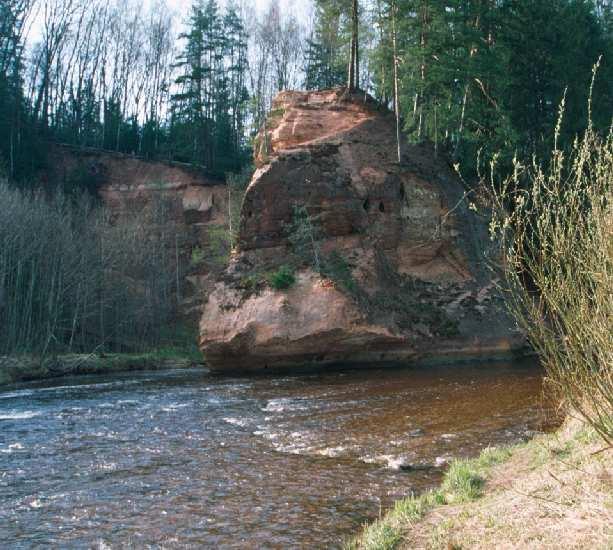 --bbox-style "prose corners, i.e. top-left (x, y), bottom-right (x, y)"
top-left (0, 360), bottom-right (555, 548)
